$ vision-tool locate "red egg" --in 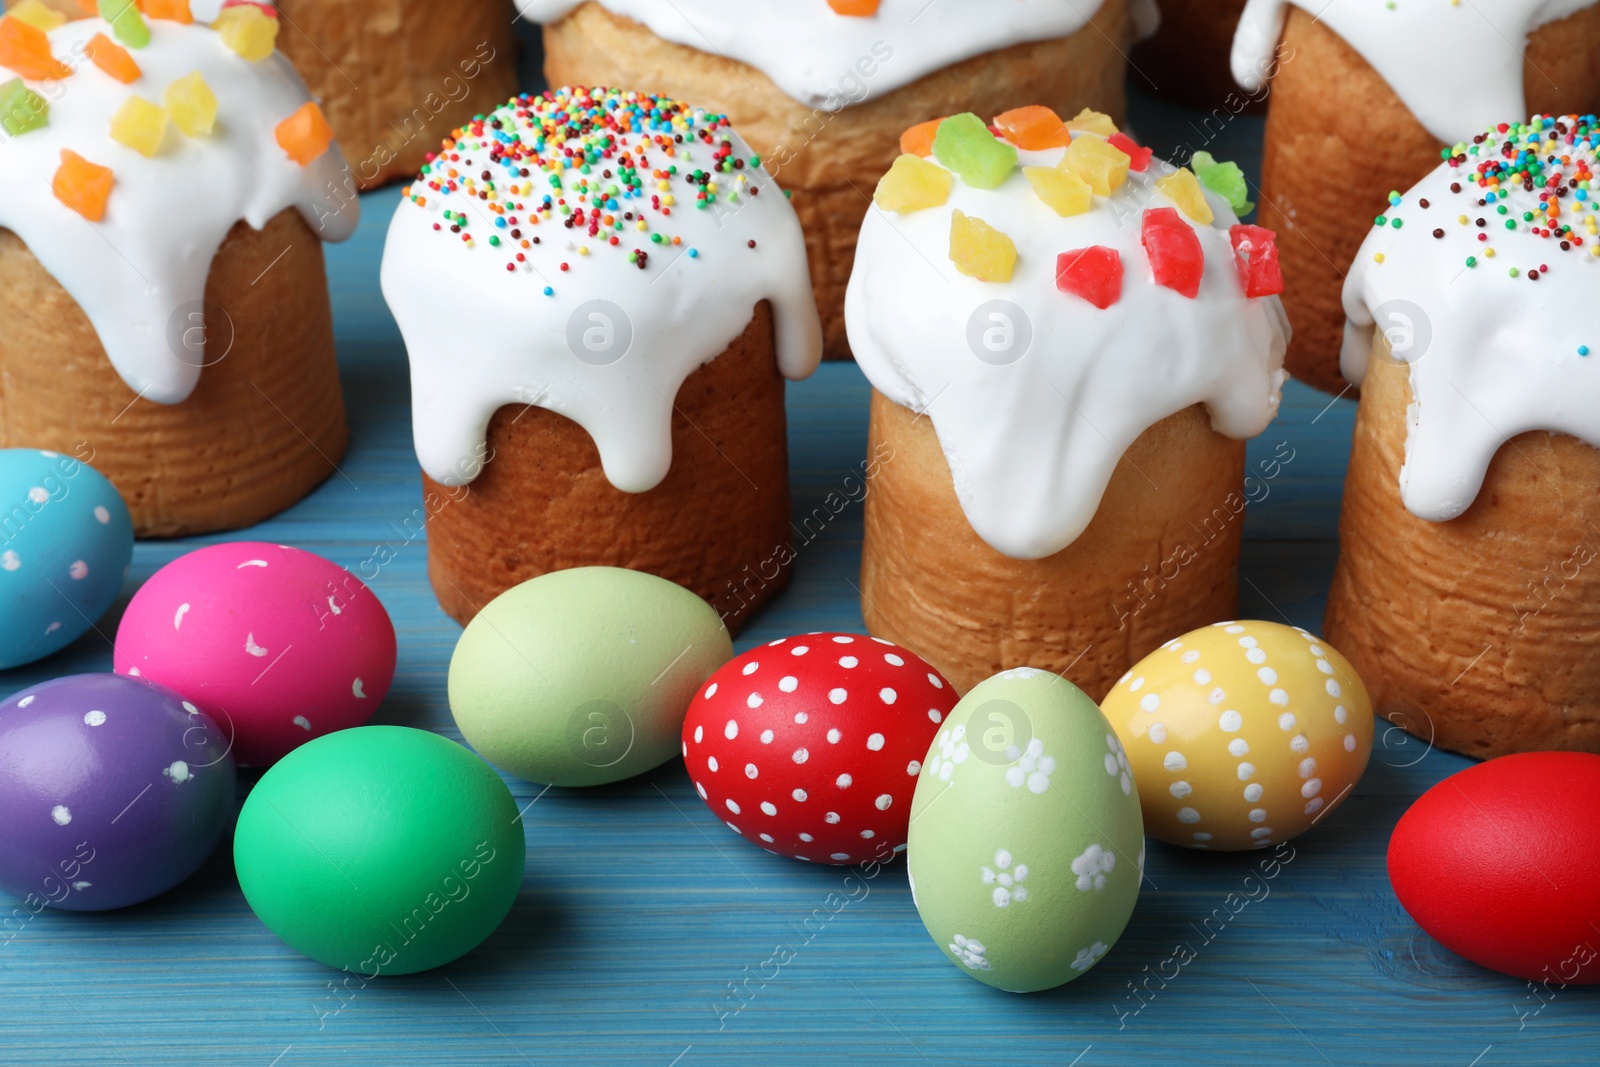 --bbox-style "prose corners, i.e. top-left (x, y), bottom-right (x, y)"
top-left (681, 633), bottom-right (955, 865)
top-left (1388, 752), bottom-right (1600, 985)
